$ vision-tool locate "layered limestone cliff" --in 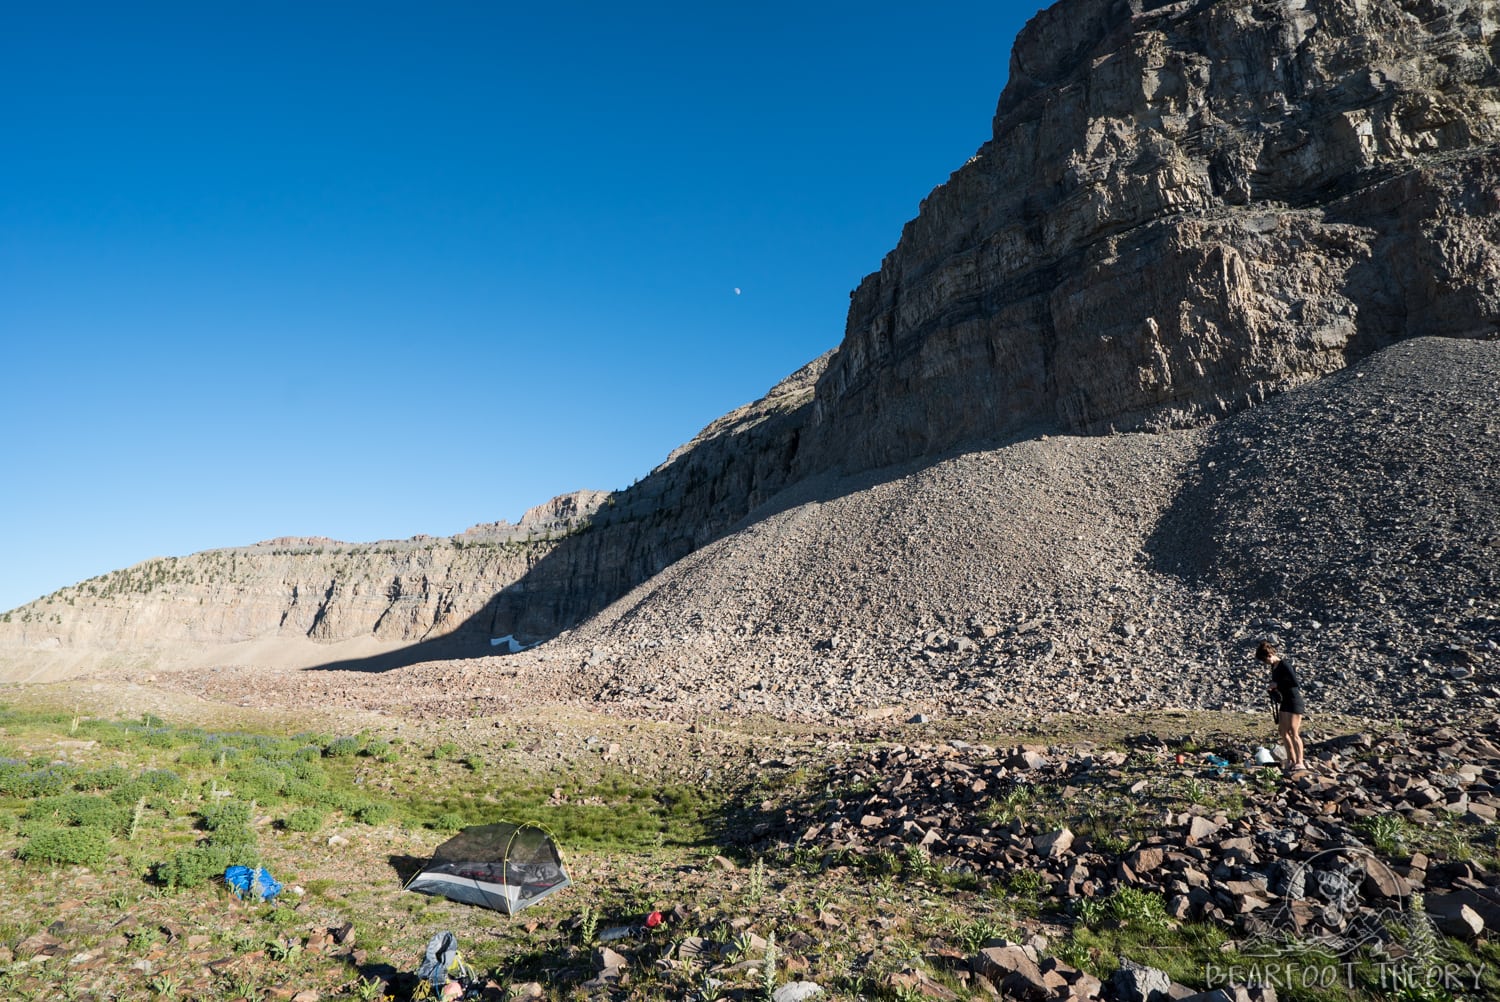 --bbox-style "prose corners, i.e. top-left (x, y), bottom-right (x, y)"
top-left (798, 0), bottom-right (1500, 473)
top-left (0, 495), bottom-right (603, 656)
